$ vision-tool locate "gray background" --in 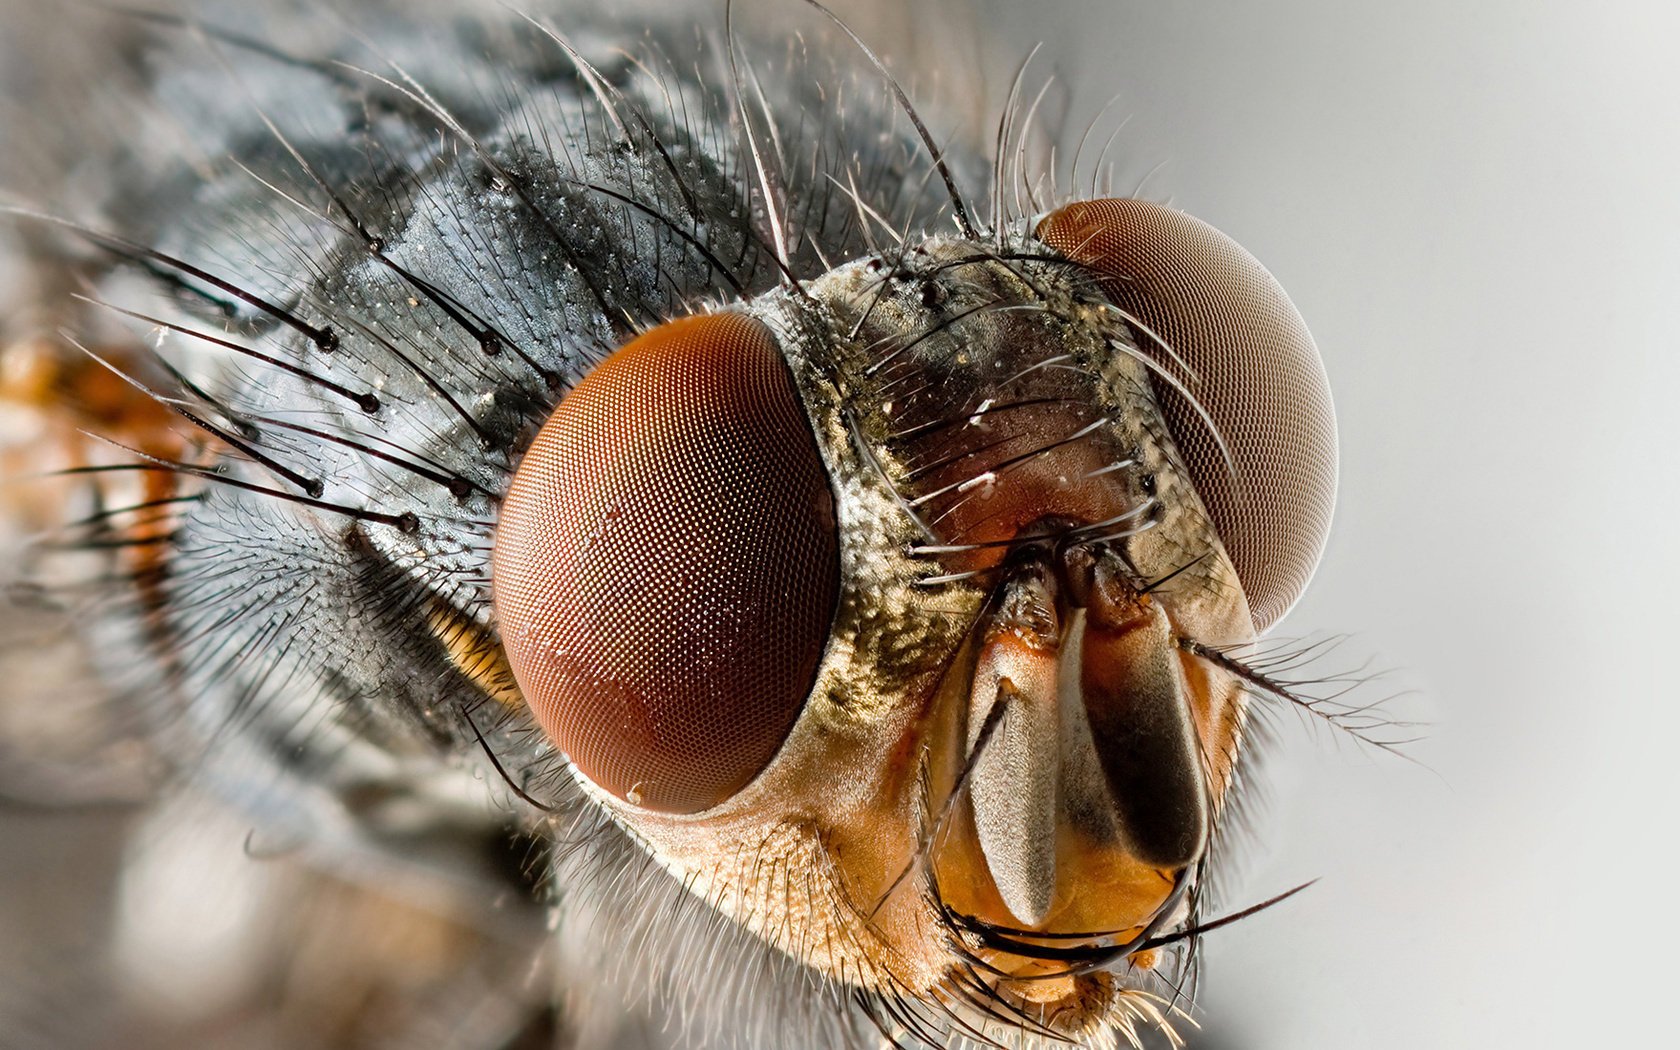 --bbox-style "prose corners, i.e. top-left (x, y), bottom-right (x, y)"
top-left (968, 0), bottom-right (1678, 1045)
top-left (3, 0), bottom-right (1677, 1047)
